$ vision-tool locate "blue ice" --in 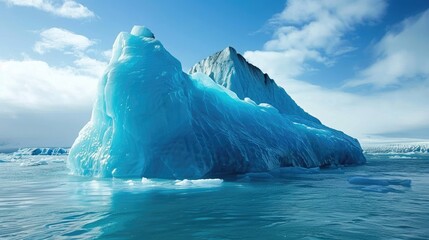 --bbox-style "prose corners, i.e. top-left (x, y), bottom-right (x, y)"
top-left (67, 26), bottom-right (365, 179)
